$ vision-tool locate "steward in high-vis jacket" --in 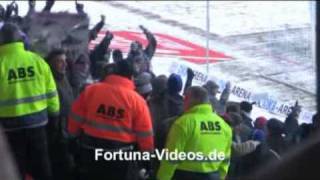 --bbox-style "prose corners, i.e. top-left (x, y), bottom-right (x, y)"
top-left (0, 23), bottom-right (60, 180)
top-left (68, 59), bottom-right (154, 180)
top-left (157, 86), bottom-right (232, 180)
